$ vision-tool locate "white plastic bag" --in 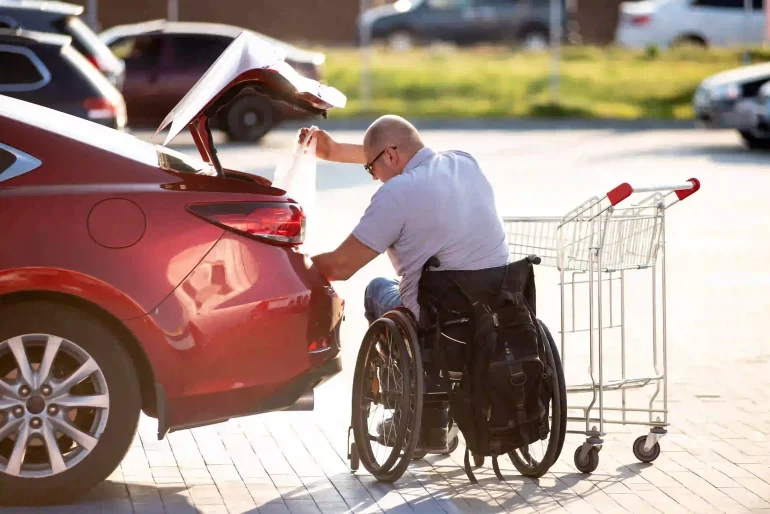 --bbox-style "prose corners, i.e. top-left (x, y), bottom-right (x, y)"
top-left (272, 126), bottom-right (319, 250)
